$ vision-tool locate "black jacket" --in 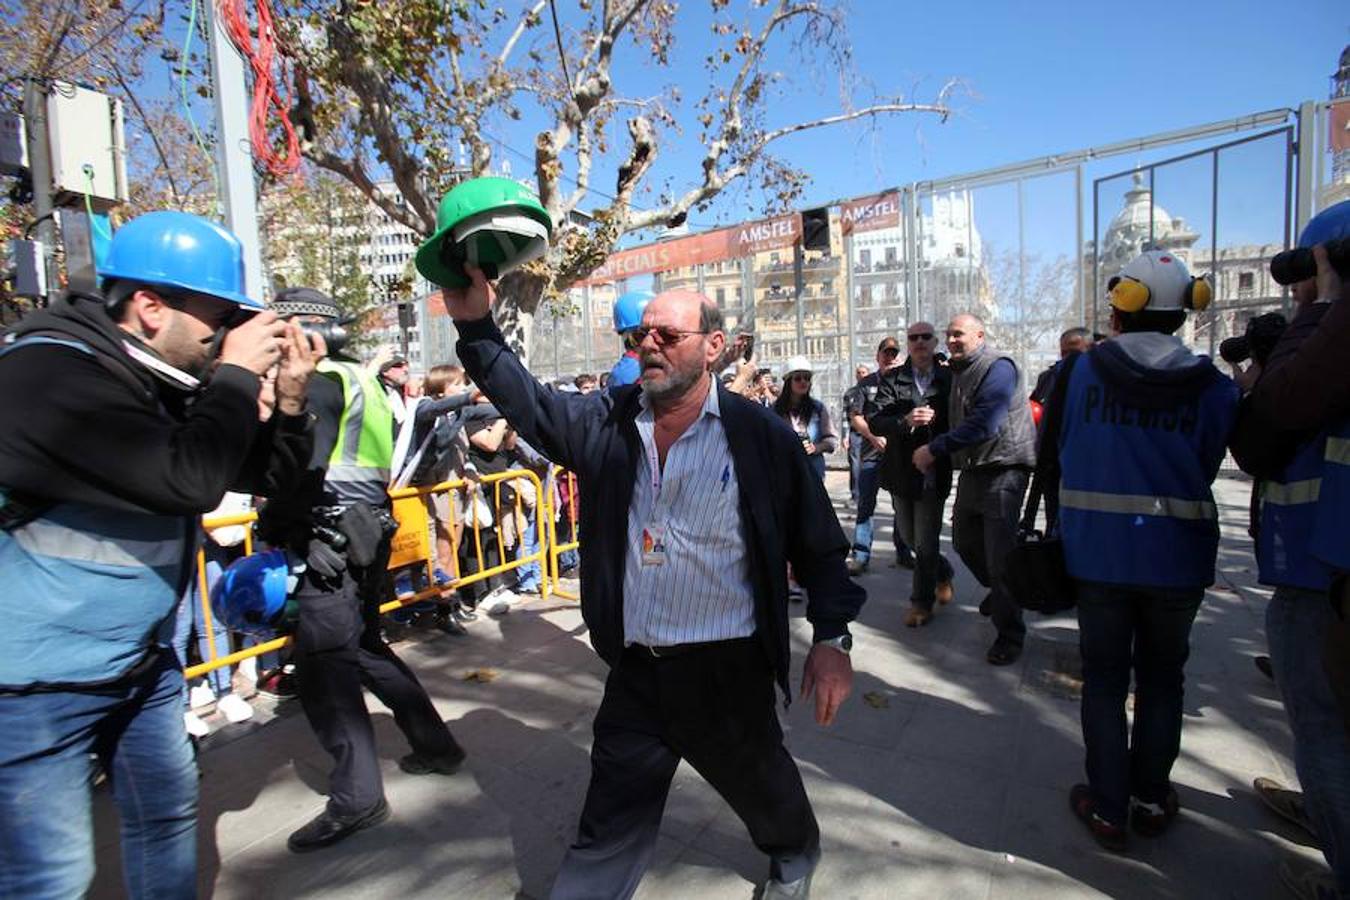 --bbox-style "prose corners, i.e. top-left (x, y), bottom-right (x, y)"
top-left (0, 292), bottom-right (313, 518)
top-left (456, 317), bottom-right (865, 699)
top-left (868, 361), bottom-right (953, 498)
